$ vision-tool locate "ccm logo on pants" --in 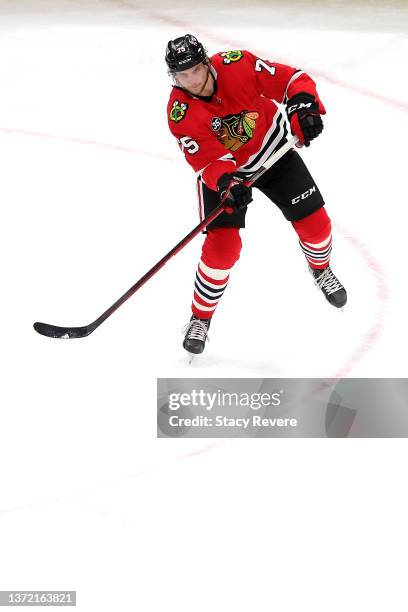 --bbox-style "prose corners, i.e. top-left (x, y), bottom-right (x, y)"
top-left (291, 185), bottom-right (316, 205)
